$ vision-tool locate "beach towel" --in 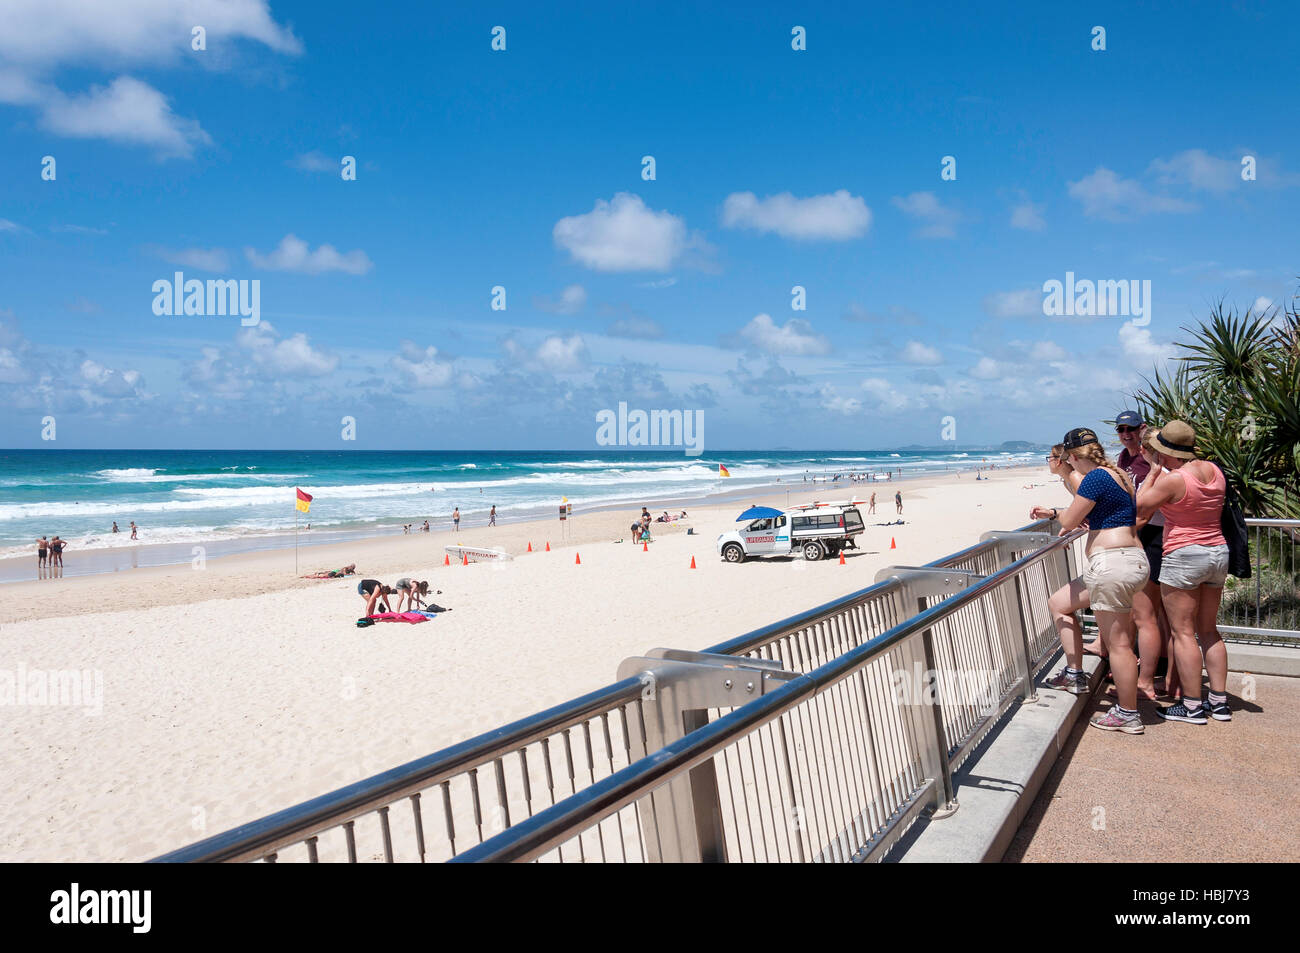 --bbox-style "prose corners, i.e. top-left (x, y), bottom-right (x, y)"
top-left (367, 611), bottom-right (429, 624)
